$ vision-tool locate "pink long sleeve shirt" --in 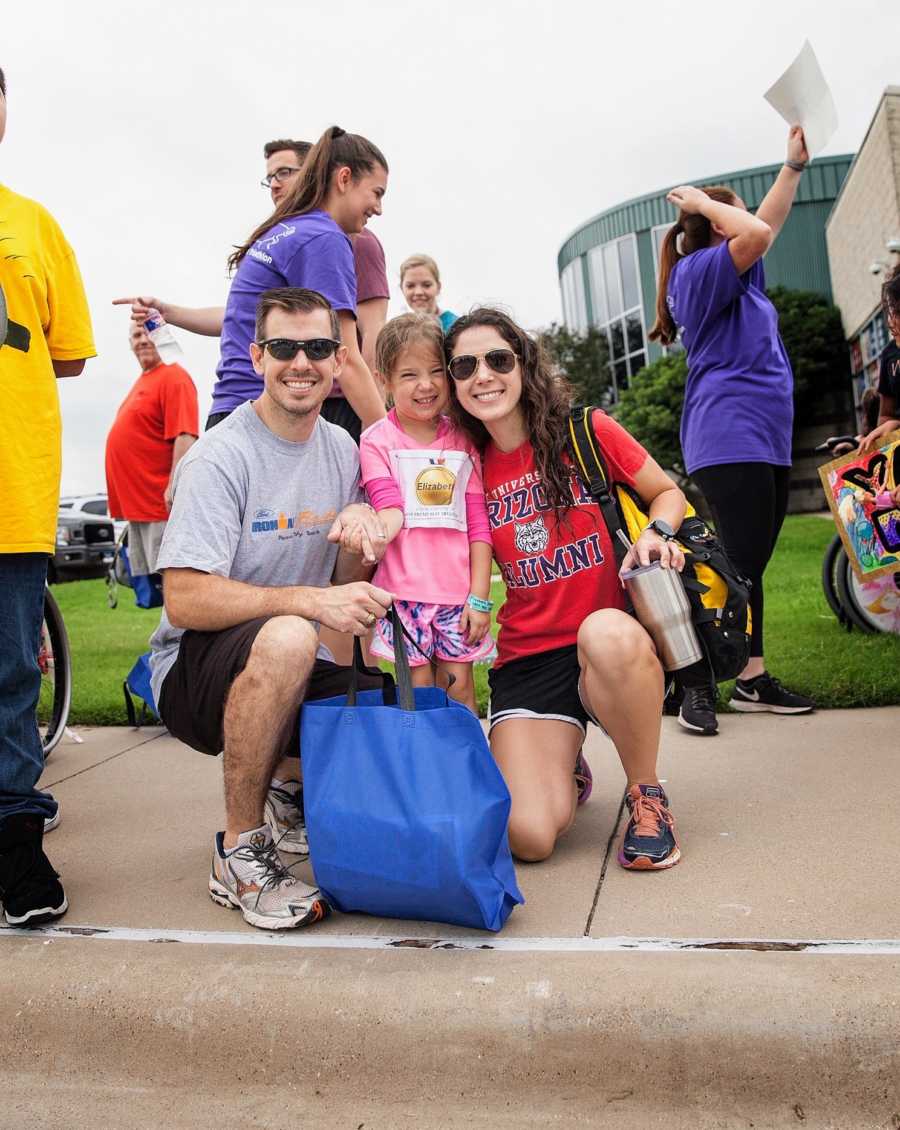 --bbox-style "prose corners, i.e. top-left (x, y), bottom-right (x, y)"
top-left (359, 410), bottom-right (492, 604)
